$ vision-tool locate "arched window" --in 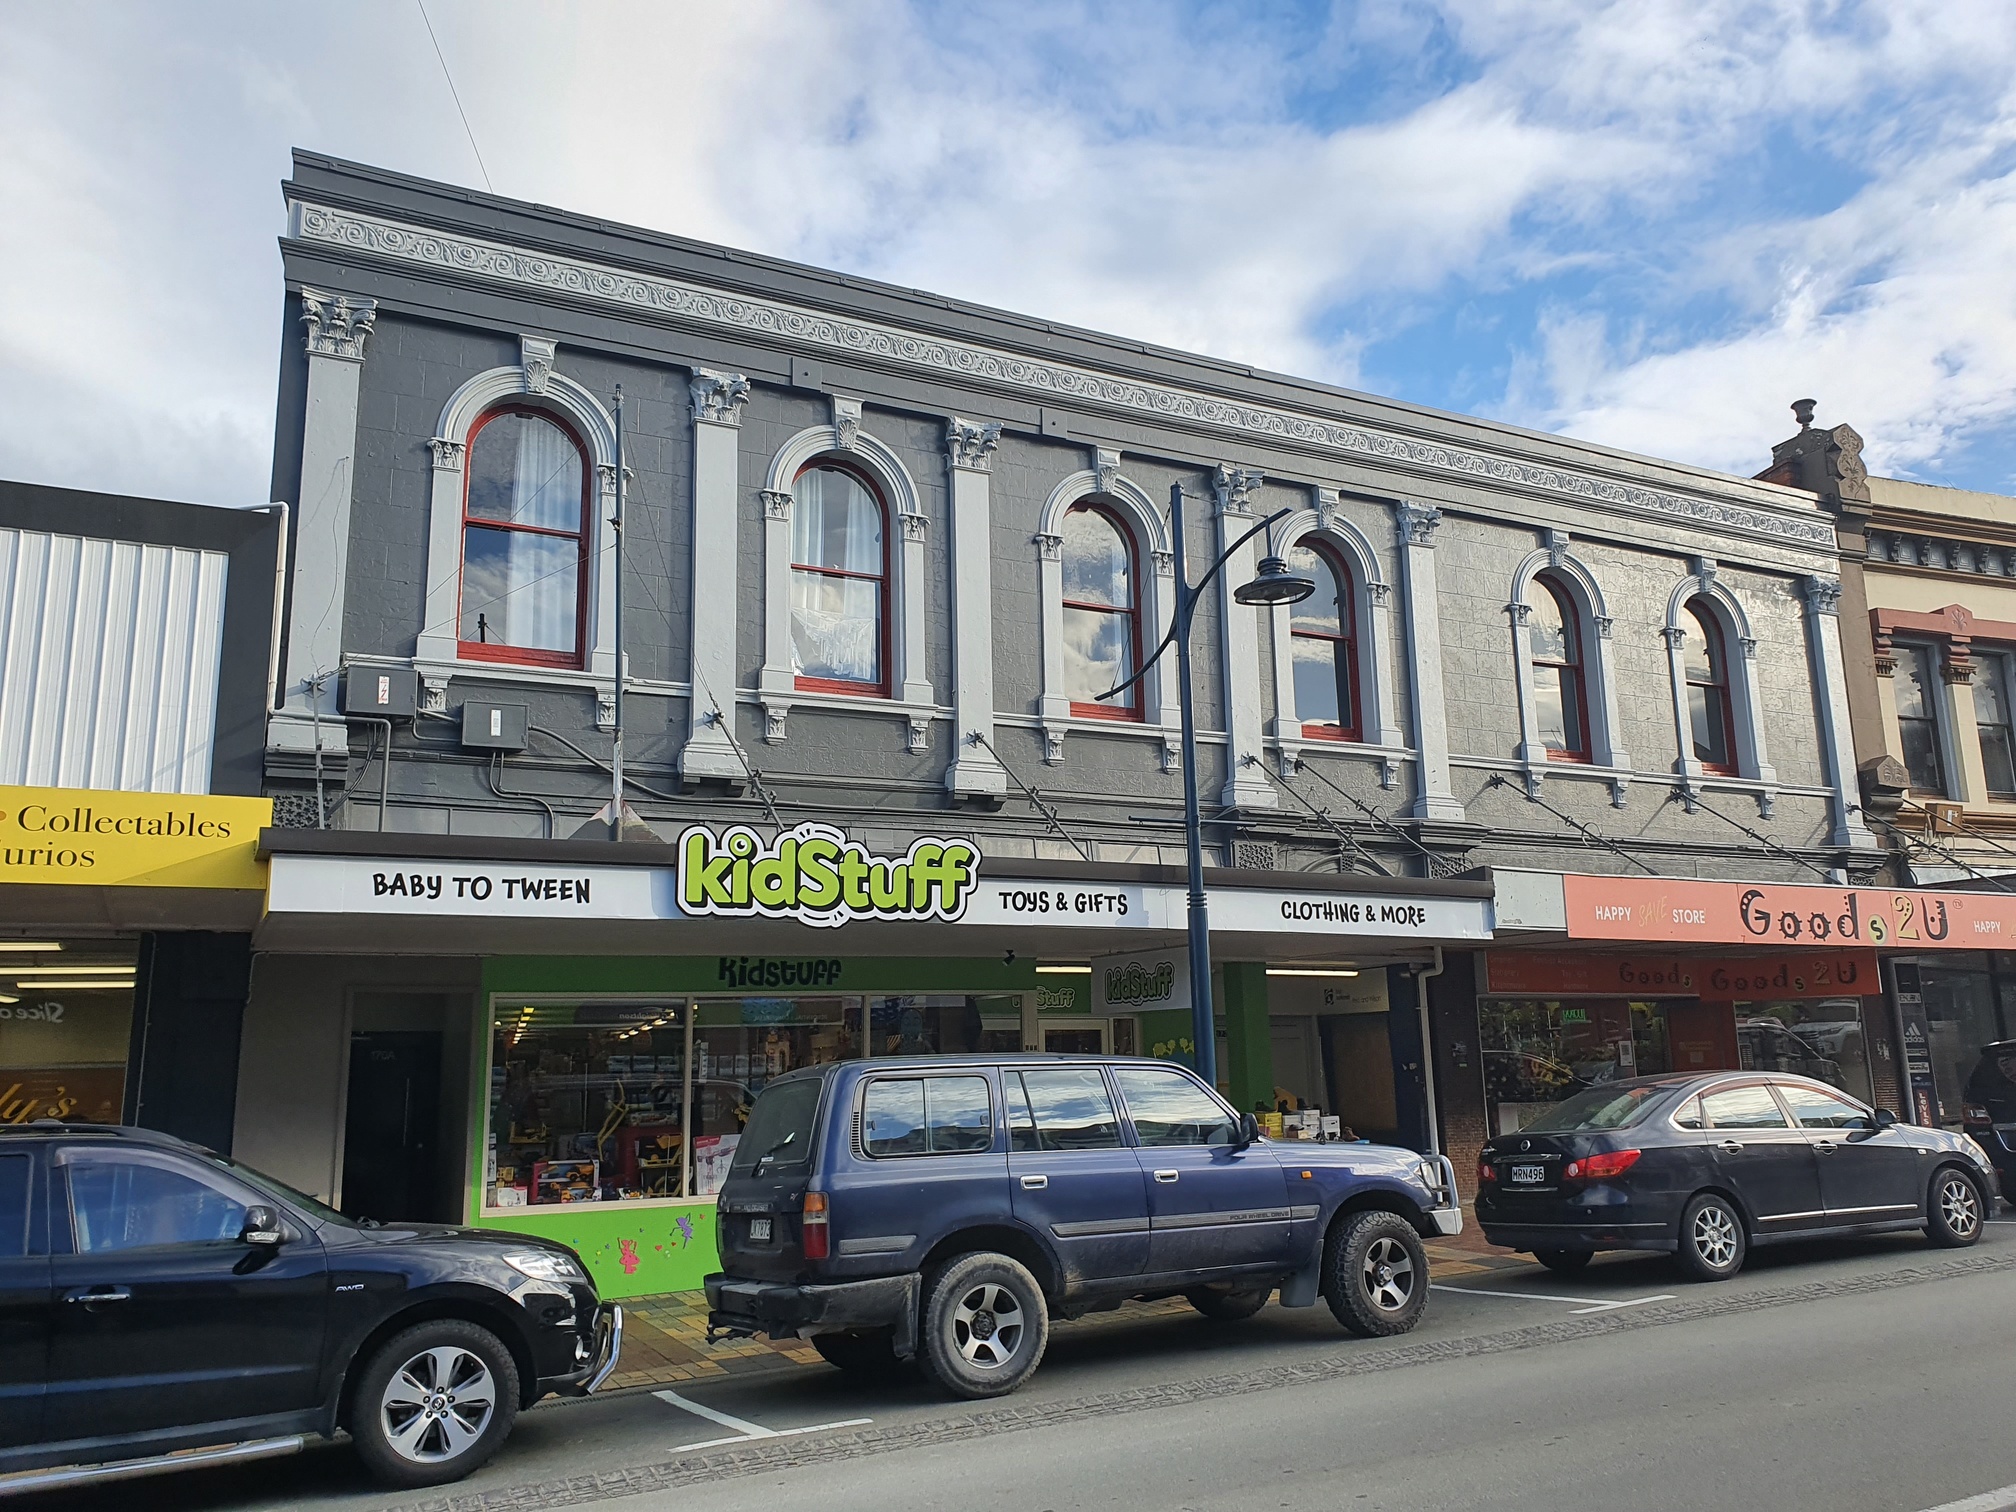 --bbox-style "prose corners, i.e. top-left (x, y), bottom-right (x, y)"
top-left (458, 407), bottom-right (589, 667)
top-left (790, 464), bottom-right (887, 694)
top-left (1061, 503), bottom-right (1140, 718)
top-left (1681, 598), bottom-right (1737, 774)
top-left (1526, 575), bottom-right (1589, 761)
top-left (1288, 539), bottom-right (1359, 741)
